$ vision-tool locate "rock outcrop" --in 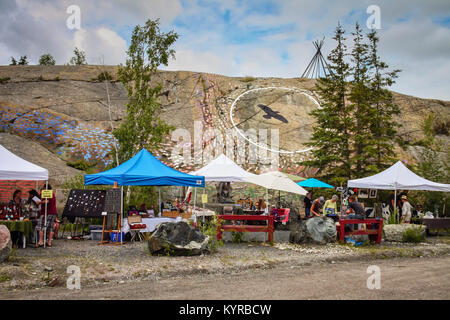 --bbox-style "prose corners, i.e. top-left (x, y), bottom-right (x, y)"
top-left (0, 225), bottom-right (12, 263)
top-left (148, 221), bottom-right (209, 256)
top-left (289, 216), bottom-right (336, 244)
top-left (383, 224), bottom-right (426, 242)
top-left (0, 65), bottom-right (448, 184)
